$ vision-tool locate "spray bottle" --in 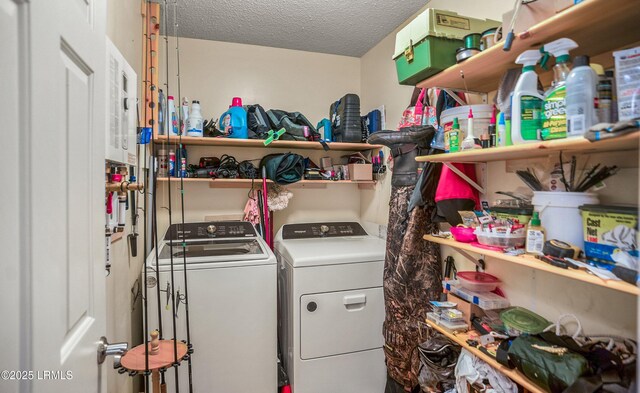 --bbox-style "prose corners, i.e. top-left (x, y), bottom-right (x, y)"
top-left (540, 38), bottom-right (578, 140)
top-left (511, 50), bottom-right (544, 144)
